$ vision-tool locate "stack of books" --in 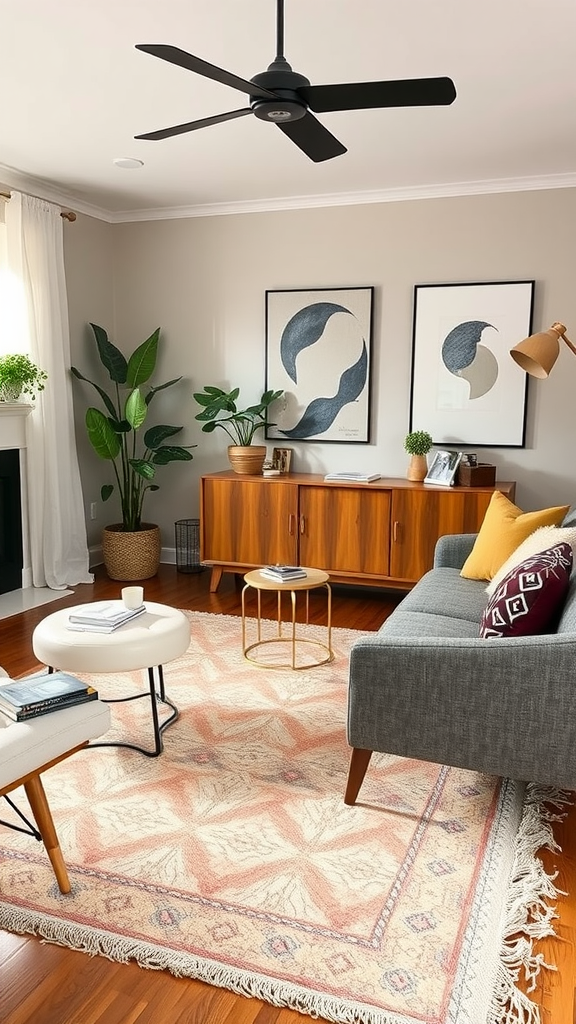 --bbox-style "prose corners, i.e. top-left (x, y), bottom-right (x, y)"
top-left (67, 601), bottom-right (146, 633)
top-left (324, 472), bottom-right (381, 483)
top-left (0, 671), bottom-right (98, 722)
top-left (260, 565), bottom-right (308, 582)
